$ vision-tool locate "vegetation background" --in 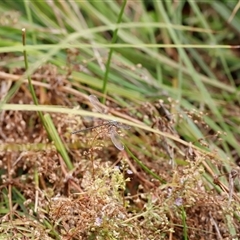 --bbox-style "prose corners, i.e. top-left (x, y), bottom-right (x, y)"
top-left (0, 0), bottom-right (240, 239)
